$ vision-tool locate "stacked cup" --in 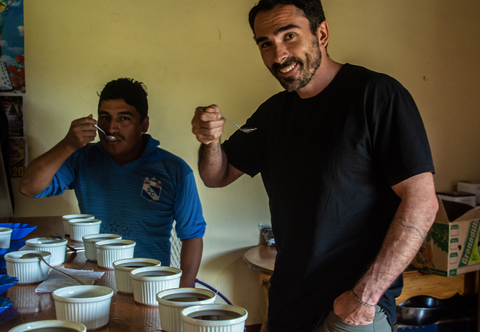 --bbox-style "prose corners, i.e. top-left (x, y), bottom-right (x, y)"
top-left (113, 258), bottom-right (161, 294)
top-left (83, 234), bottom-right (122, 261)
top-left (62, 214), bottom-right (94, 236)
top-left (96, 239), bottom-right (136, 269)
top-left (24, 237), bottom-right (68, 266)
top-left (131, 266), bottom-right (182, 306)
top-left (68, 219), bottom-right (102, 242)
